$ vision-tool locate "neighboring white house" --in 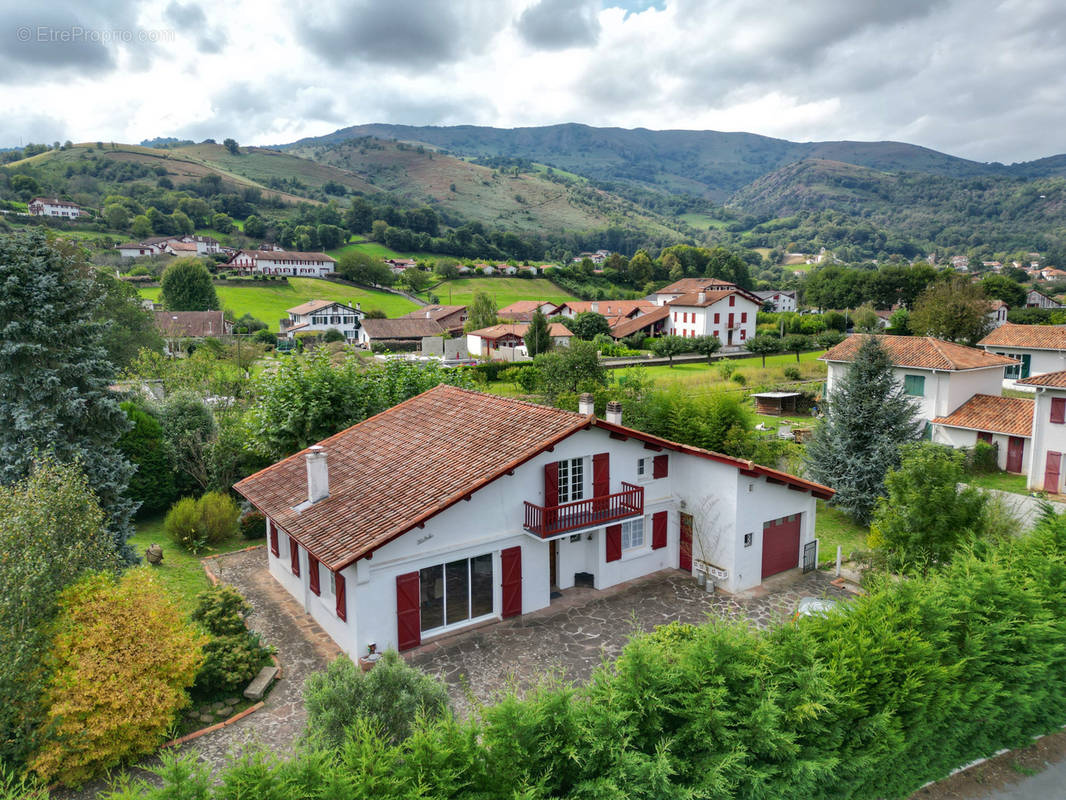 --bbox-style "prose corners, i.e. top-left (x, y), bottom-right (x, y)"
top-left (282, 300), bottom-right (364, 342)
top-left (664, 288), bottom-right (760, 348)
top-left (234, 386), bottom-right (833, 657)
top-left (931, 394), bottom-right (1034, 474)
top-left (988, 299), bottom-right (1009, 328)
top-left (1026, 290), bottom-right (1063, 309)
top-left (229, 249), bottom-right (337, 277)
top-left (28, 197), bottom-right (86, 218)
top-left (821, 335), bottom-right (1018, 426)
top-left (466, 322), bottom-right (573, 358)
top-left (977, 324), bottom-right (1066, 387)
top-left (753, 290), bottom-right (798, 312)
top-left (1018, 371), bottom-right (1066, 493)
top-left (647, 277), bottom-right (738, 306)
top-left (118, 234), bottom-right (221, 258)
